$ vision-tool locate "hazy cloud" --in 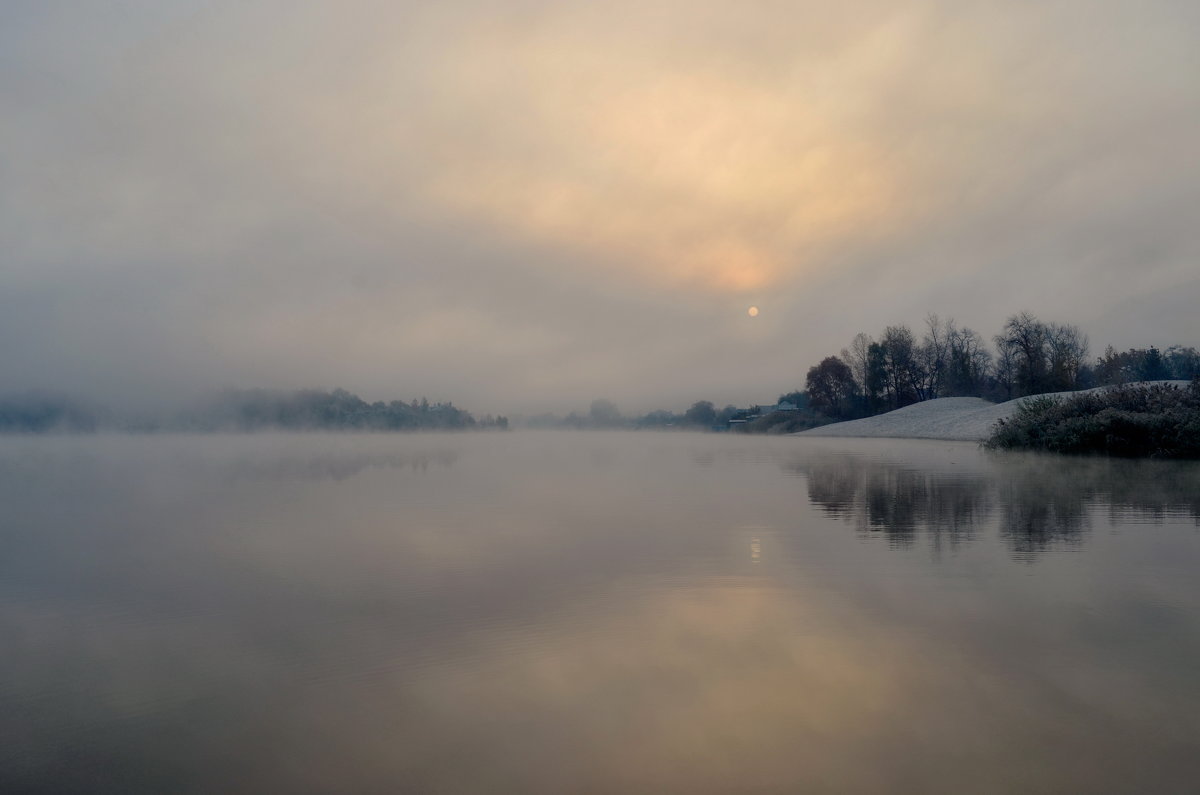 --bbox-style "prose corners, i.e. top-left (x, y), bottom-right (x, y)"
top-left (2, 0), bottom-right (1198, 412)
